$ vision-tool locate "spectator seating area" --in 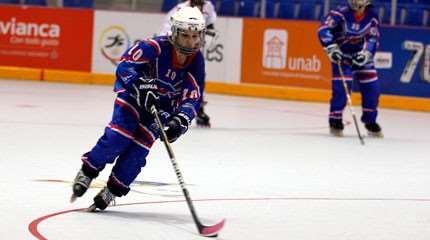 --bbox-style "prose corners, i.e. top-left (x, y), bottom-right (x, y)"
top-left (0, 0), bottom-right (428, 26)
top-left (162, 0), bottom-right (430, 27)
